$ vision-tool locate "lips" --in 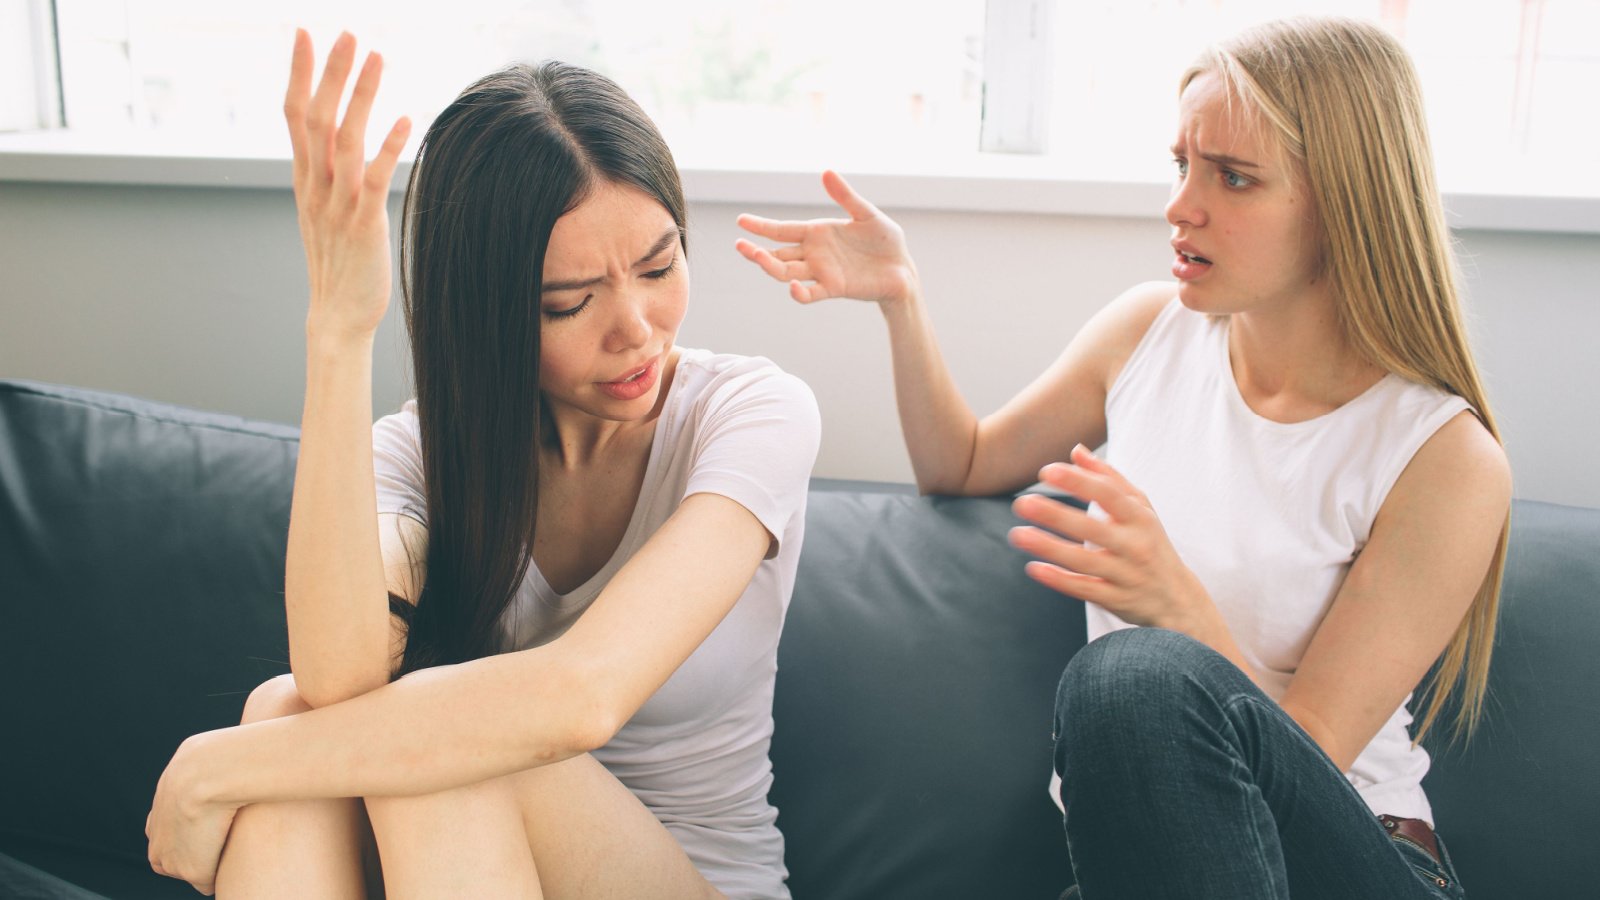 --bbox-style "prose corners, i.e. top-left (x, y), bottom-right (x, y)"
top-left (596, 355), bottom-right (661, 401)
top-left (605, 361), bottom-right (653, 384)
top-left (1171, 240), bottom-right (1211, 265)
